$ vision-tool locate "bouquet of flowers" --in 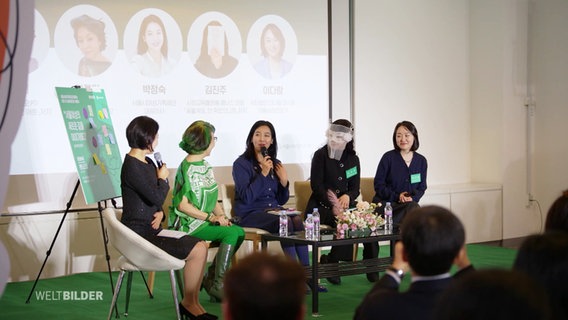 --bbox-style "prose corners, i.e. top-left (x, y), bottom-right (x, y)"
top-left (326, 190), bottom-right (384, 237)
top-left (335, 201), bottom-right (384, 236)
